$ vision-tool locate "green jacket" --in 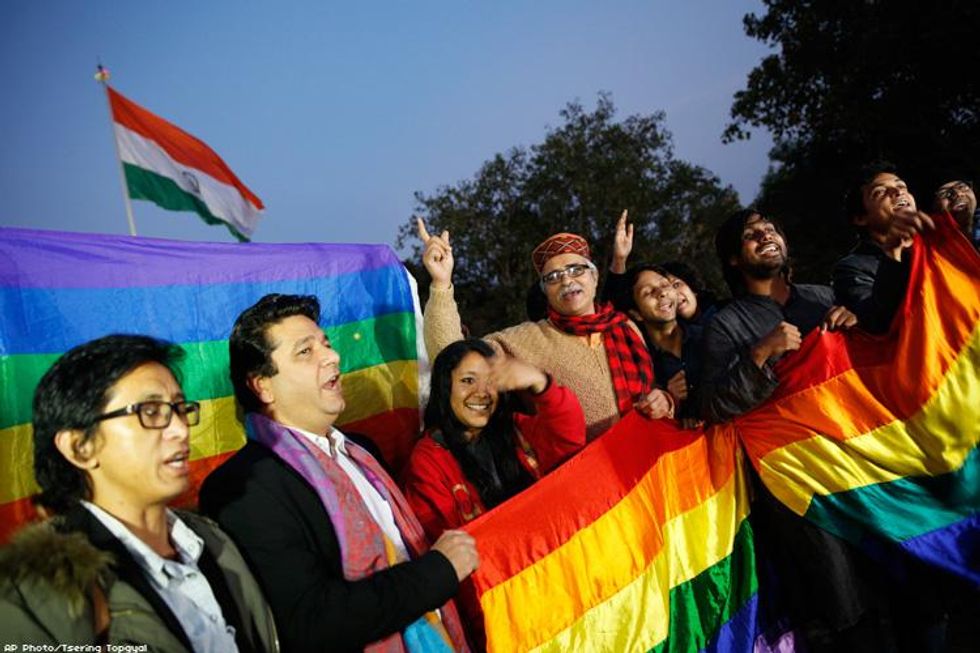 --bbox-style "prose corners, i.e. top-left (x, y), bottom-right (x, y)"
top-left (0, 506), bottom-right (279, 652)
